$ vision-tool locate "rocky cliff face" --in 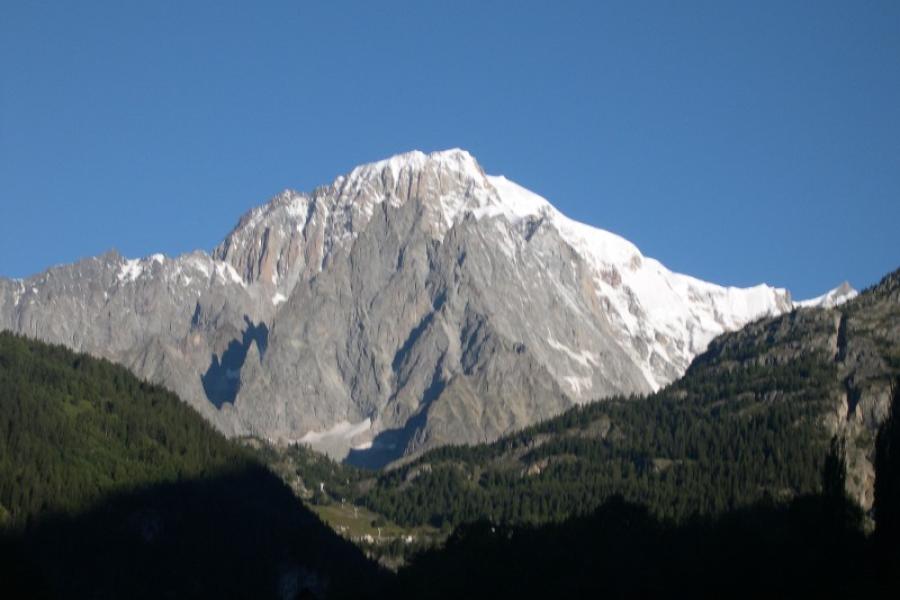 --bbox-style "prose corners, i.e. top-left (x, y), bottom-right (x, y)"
top-left (0, 149), bottom-right (801, 465)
